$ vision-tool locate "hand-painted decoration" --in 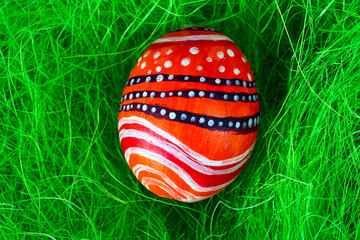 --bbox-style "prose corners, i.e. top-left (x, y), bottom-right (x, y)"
top-left (118, 26), bottom-right (260, 202)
